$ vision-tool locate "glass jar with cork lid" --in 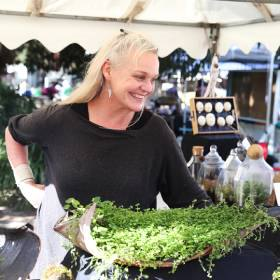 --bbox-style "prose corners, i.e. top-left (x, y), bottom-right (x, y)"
top-left (187, 146), bottom-right (204, 182)
top-left (198, 145), bottom-right (224, 202)
top-left (234, 144), bottom-right (273, 206)
top-left (215, 149), bottom-right (241, 205)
